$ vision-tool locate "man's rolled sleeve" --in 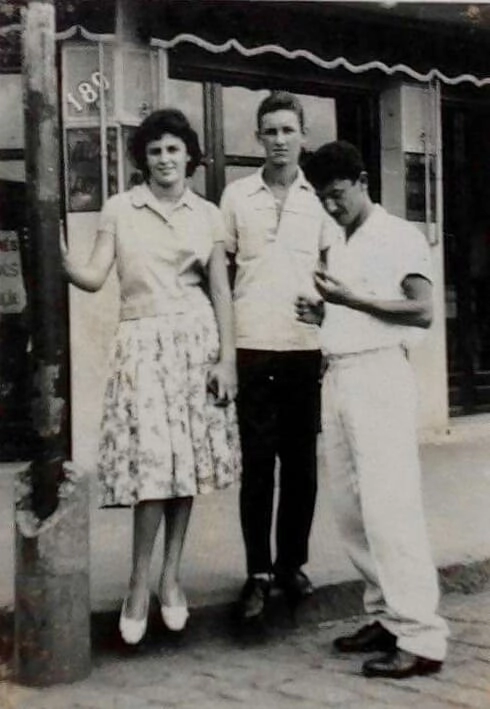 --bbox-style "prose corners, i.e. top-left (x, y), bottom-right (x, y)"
top-left (400, 227), bottom-right (433, 285)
